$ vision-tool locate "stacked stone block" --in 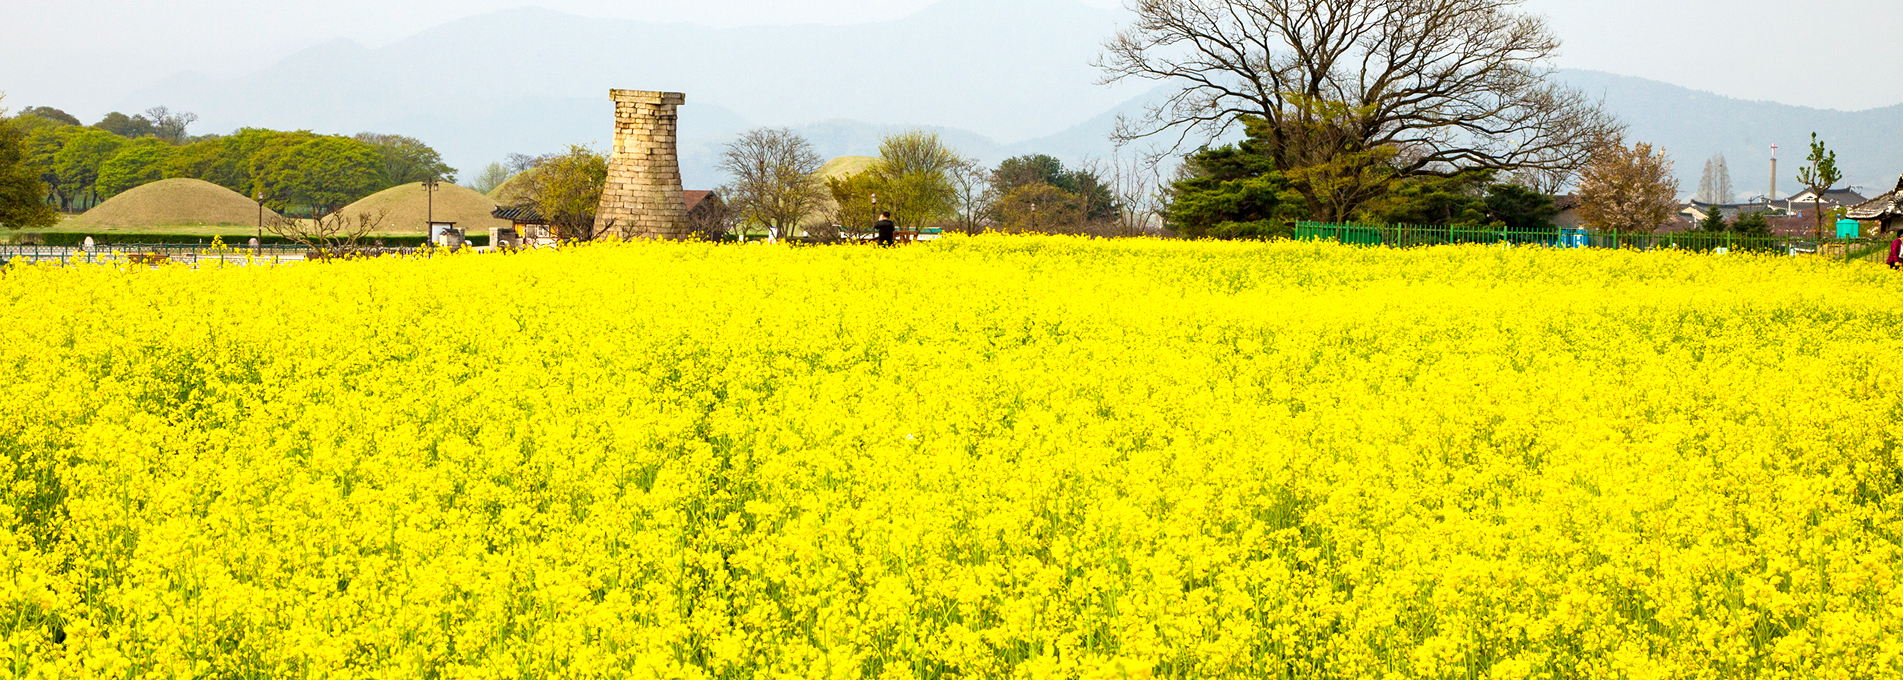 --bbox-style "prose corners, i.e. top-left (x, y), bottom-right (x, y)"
top-left (595, 90), bottom-right (689, 240)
